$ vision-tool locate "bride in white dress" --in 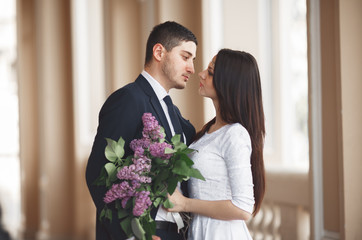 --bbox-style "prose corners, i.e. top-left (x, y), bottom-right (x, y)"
top-left (167, 49), bottom-right (266, 240)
